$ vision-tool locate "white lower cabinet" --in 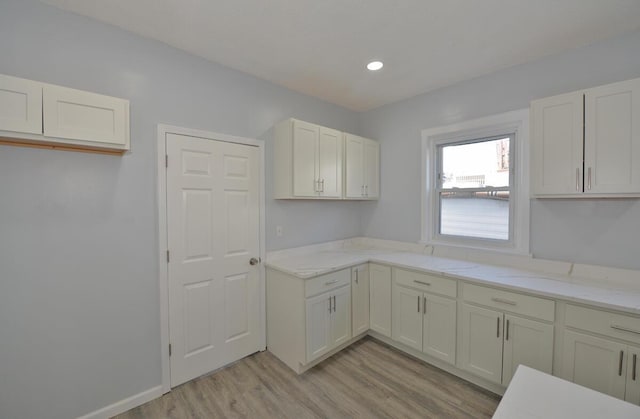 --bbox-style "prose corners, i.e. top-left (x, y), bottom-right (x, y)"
top-left (305, 284), bottom-right (351, 363)
top-left (369, 264), bottom-right (392, 337)
top-left (351, 264), bottom-right (370, 336)
top-left (393, 282), bottom-right (457, 364)
top-left (562, 304), bottom-right (640, 405)
top-left (460, 283), bottom-right (554, 386)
